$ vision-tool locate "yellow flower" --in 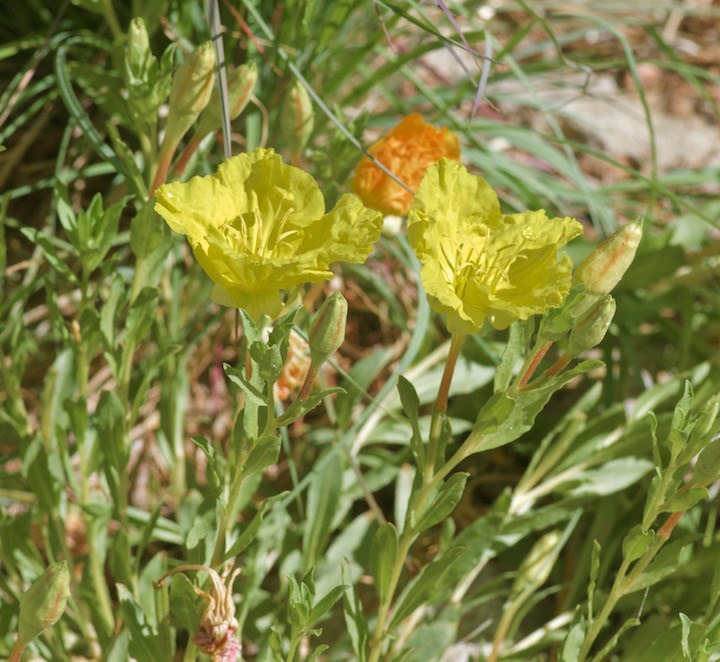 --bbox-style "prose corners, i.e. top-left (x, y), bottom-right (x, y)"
top-left (353, 113), bottom-right (460, 216)
top-left (155, 148), bottom-right (383, 320)
top-left (408, 159), bottom-right (583, 334)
